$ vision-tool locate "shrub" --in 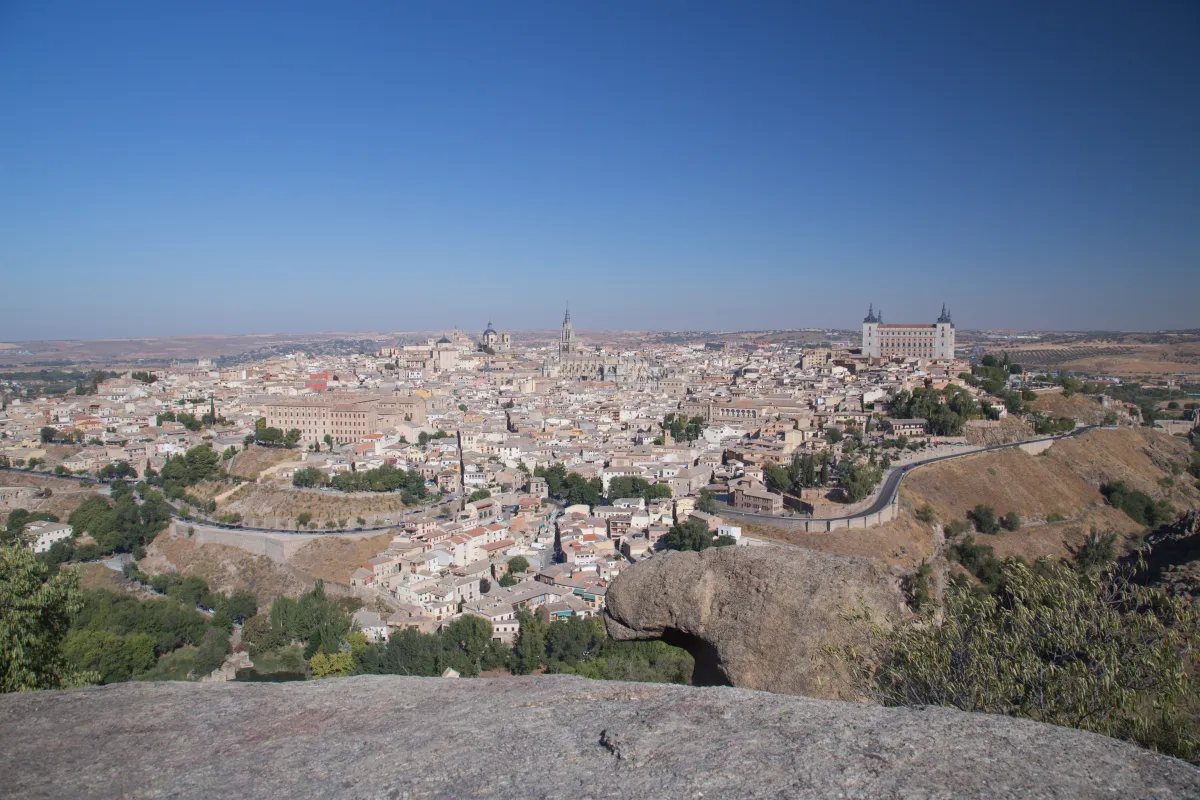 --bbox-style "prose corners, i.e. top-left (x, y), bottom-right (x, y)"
top-left (848, 560), bottom-right (1199, 761)
top-left (1101, 482), bottom-right (1173, 527)
top-left (944, 519), bottom-right (971, 538)
top-left (999, 512), bottom-right (1021, 532)
top-left (947, 535), bottom-right (1006, 591)
top-left (1070, 528), bottom-right (1119, 573)
top-left (1046, 512), bottom-right (1066, 523)
top-left (915, 504), bottom-right (936, 524)
top-left (903, 562), bottom-right (933, 612)
top-left (968, 505), bottom-right (1000, 534)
